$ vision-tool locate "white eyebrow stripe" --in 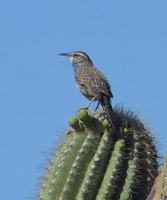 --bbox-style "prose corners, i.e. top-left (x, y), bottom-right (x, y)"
top-left (74, 53), bottom-right (87, 58)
